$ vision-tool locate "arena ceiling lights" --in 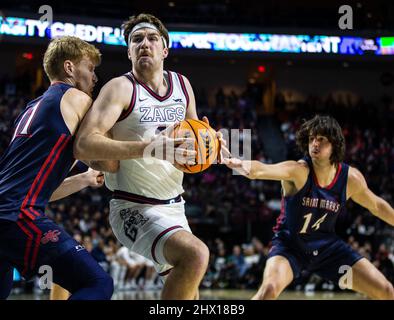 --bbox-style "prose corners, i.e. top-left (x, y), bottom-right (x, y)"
top-left (1, 16), bottom-right (393, 56)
